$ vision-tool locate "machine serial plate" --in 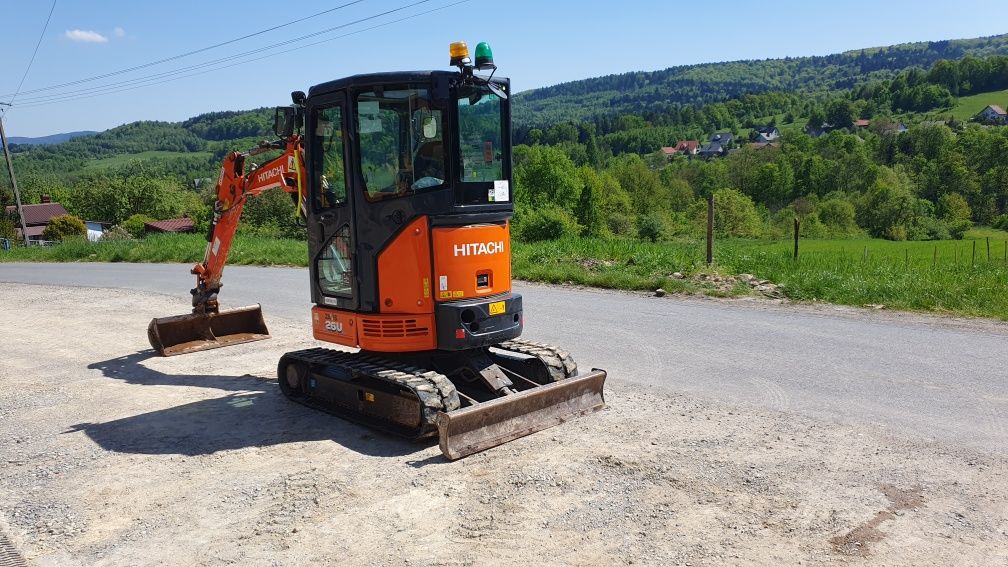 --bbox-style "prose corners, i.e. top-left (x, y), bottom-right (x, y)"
top-left (489, 300), bottom-right (506, 316)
